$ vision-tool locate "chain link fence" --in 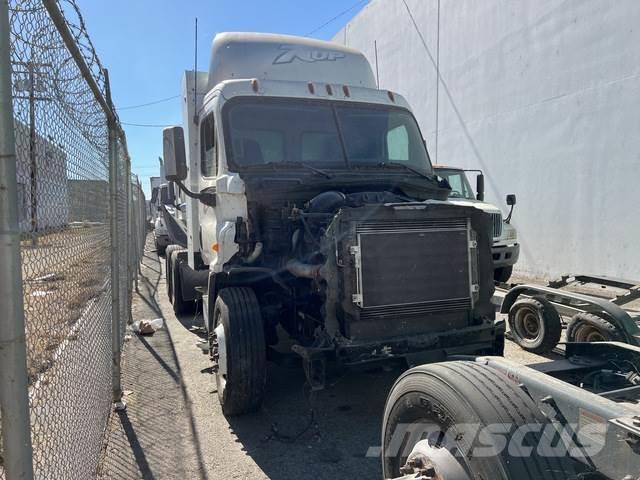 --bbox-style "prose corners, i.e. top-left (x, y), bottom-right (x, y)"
top-left (0, 1), bottom-right (146, 478)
